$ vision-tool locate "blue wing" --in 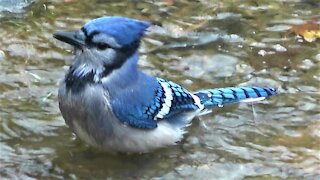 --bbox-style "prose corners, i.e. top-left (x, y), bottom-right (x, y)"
top-left (109, 76), bottom-right (202, 129)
